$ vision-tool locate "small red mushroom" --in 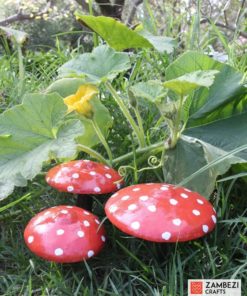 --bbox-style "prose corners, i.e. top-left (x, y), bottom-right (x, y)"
top-left (46, 160), bottom-right (124, 210)
top-left (24, 205), bottom-right (106, 263)
top-left (105, 183), bottom-right (217, 242)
